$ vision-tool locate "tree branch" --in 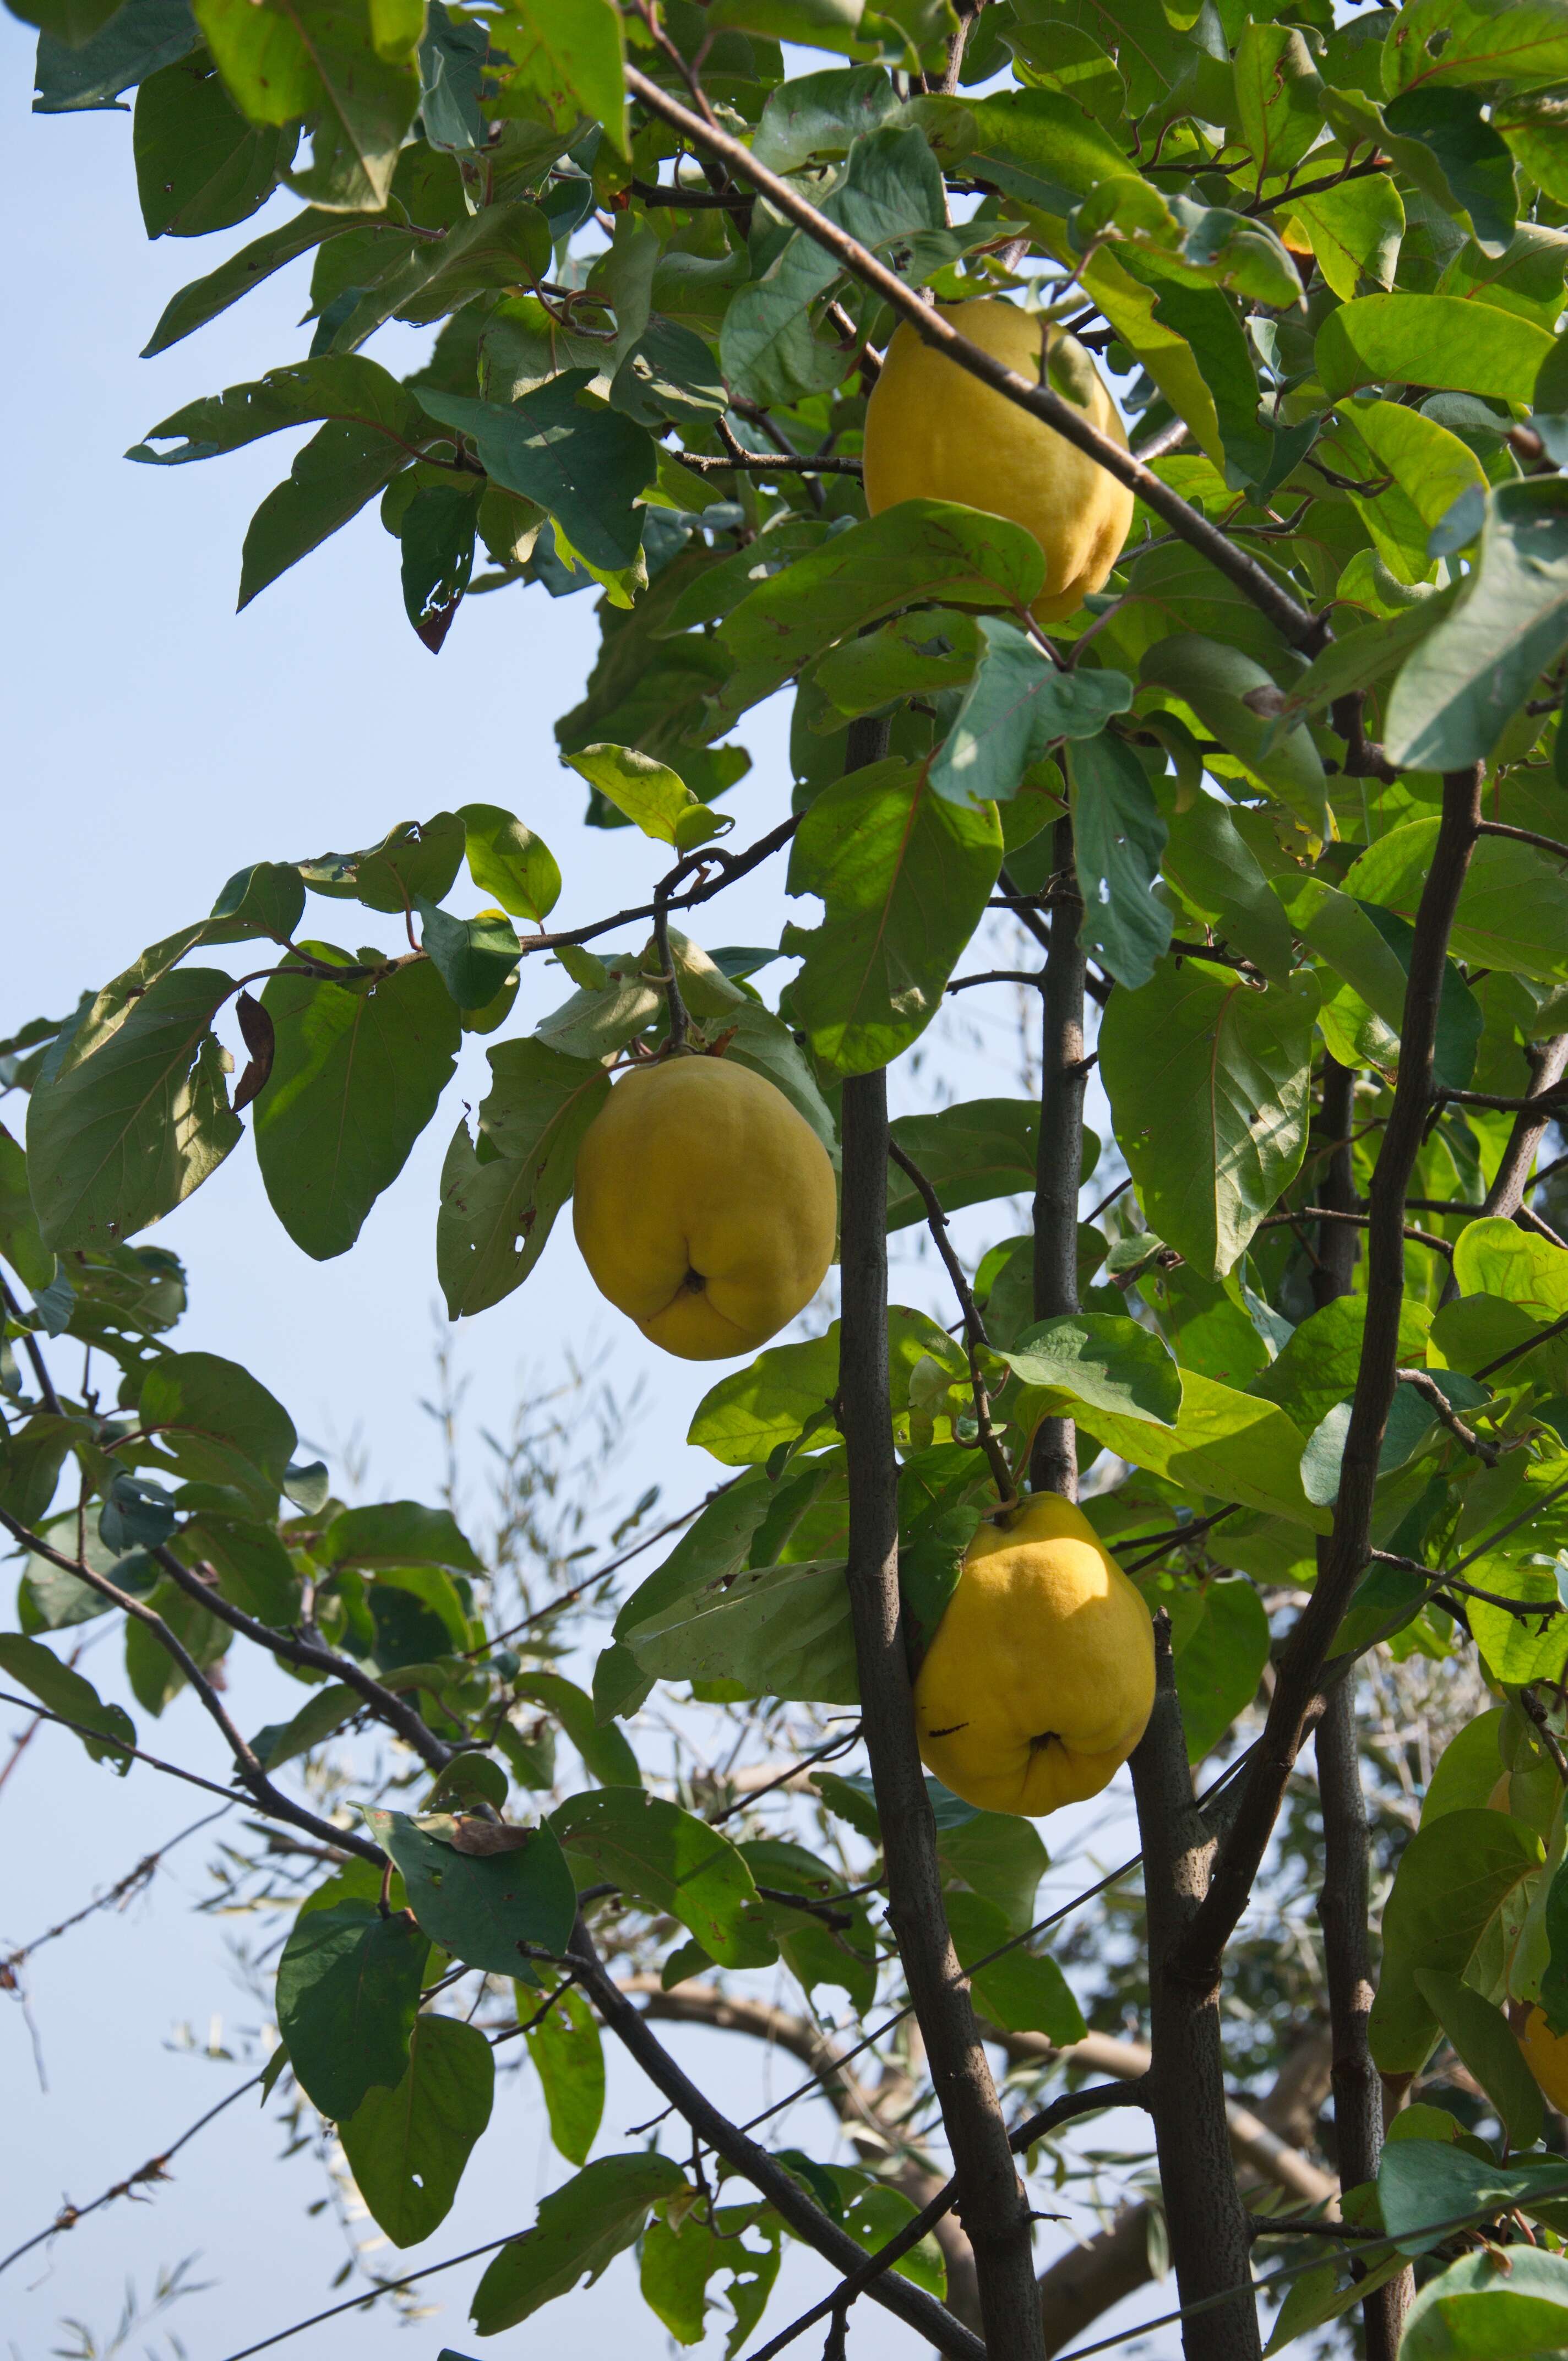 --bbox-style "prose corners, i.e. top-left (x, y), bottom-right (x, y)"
top-left (622, 65), bottom-right (1322, 652)
top-left (565, 1919), bottom-right (987, 2361)
top-left (1030, 820), bottom-right (1088, 1499)
top-left (886, 1138), bottom-right (1015, 1505)
top-left (1129, 1613), bottom-right (1262, 2360)
top-left (839, 857), bottom-right (1047, 2352)
top-left (1178, 764), bottom-right (1484, 1990)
